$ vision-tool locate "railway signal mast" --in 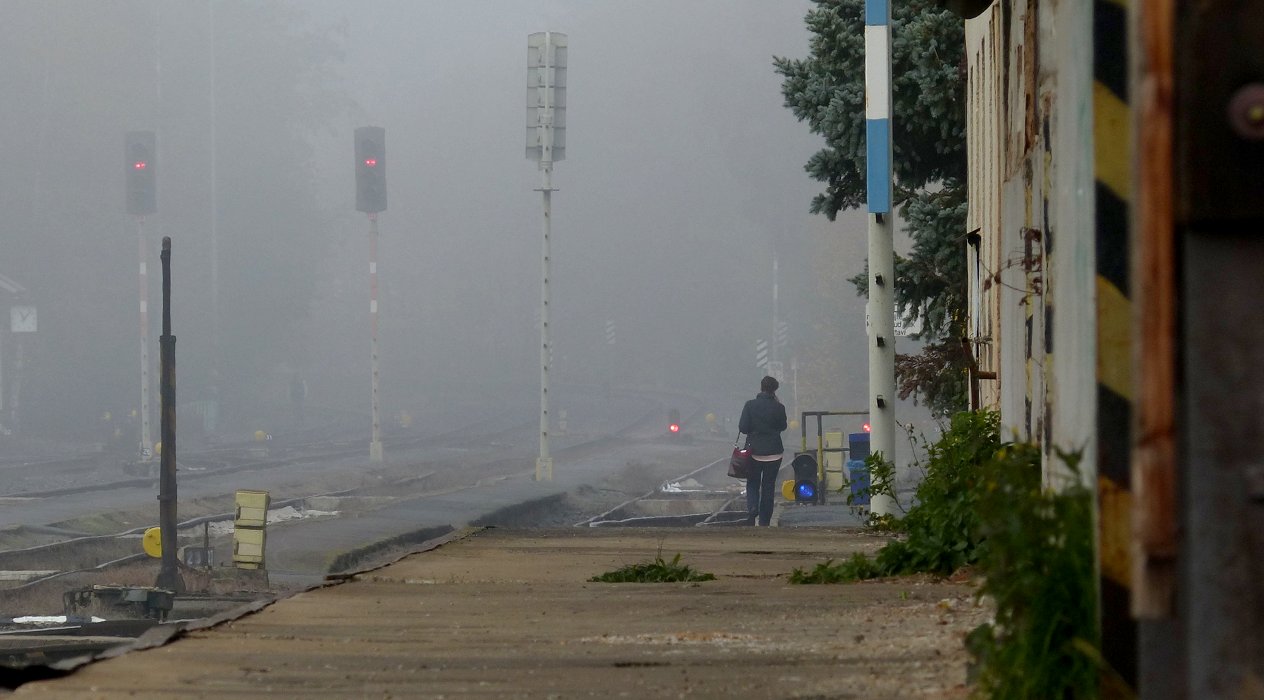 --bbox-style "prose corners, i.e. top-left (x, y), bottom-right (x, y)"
top-left (527, 31), bottom-right (567, 482)
top-left (126, 130), bottom-right (157, 464)
top-left (864, 0), bottom-right (896, 516)
top-left (355, 126), bottom-right (387, 463)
